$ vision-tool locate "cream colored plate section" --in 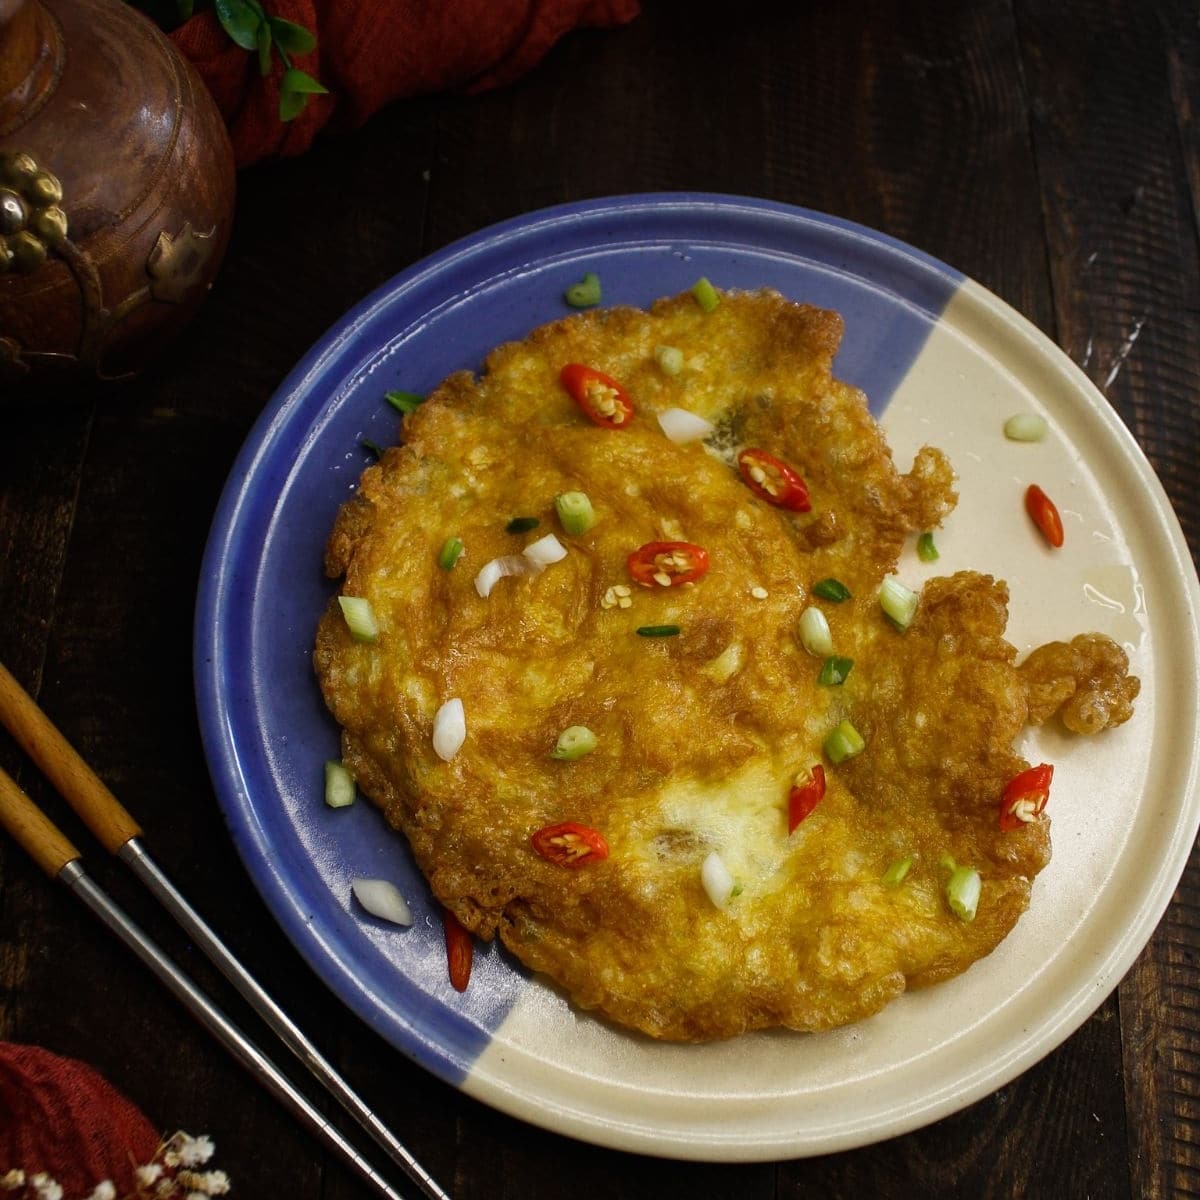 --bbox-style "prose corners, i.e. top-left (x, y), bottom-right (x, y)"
top-left (459, 277), bottom-right (1199, 1159)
